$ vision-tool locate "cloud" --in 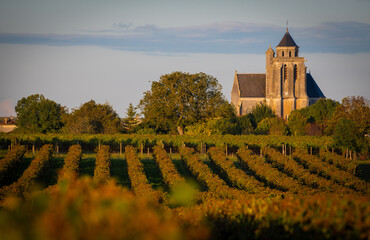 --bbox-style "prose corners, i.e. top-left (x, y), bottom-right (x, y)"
top-left (113, 22), bottom-right (134, 30)
top-left (0, 99), bottom-right (16, 117)
top-left (295, 22), bottom-right (370, 53)
top-left (0, 21), bottom-right (369, 54)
